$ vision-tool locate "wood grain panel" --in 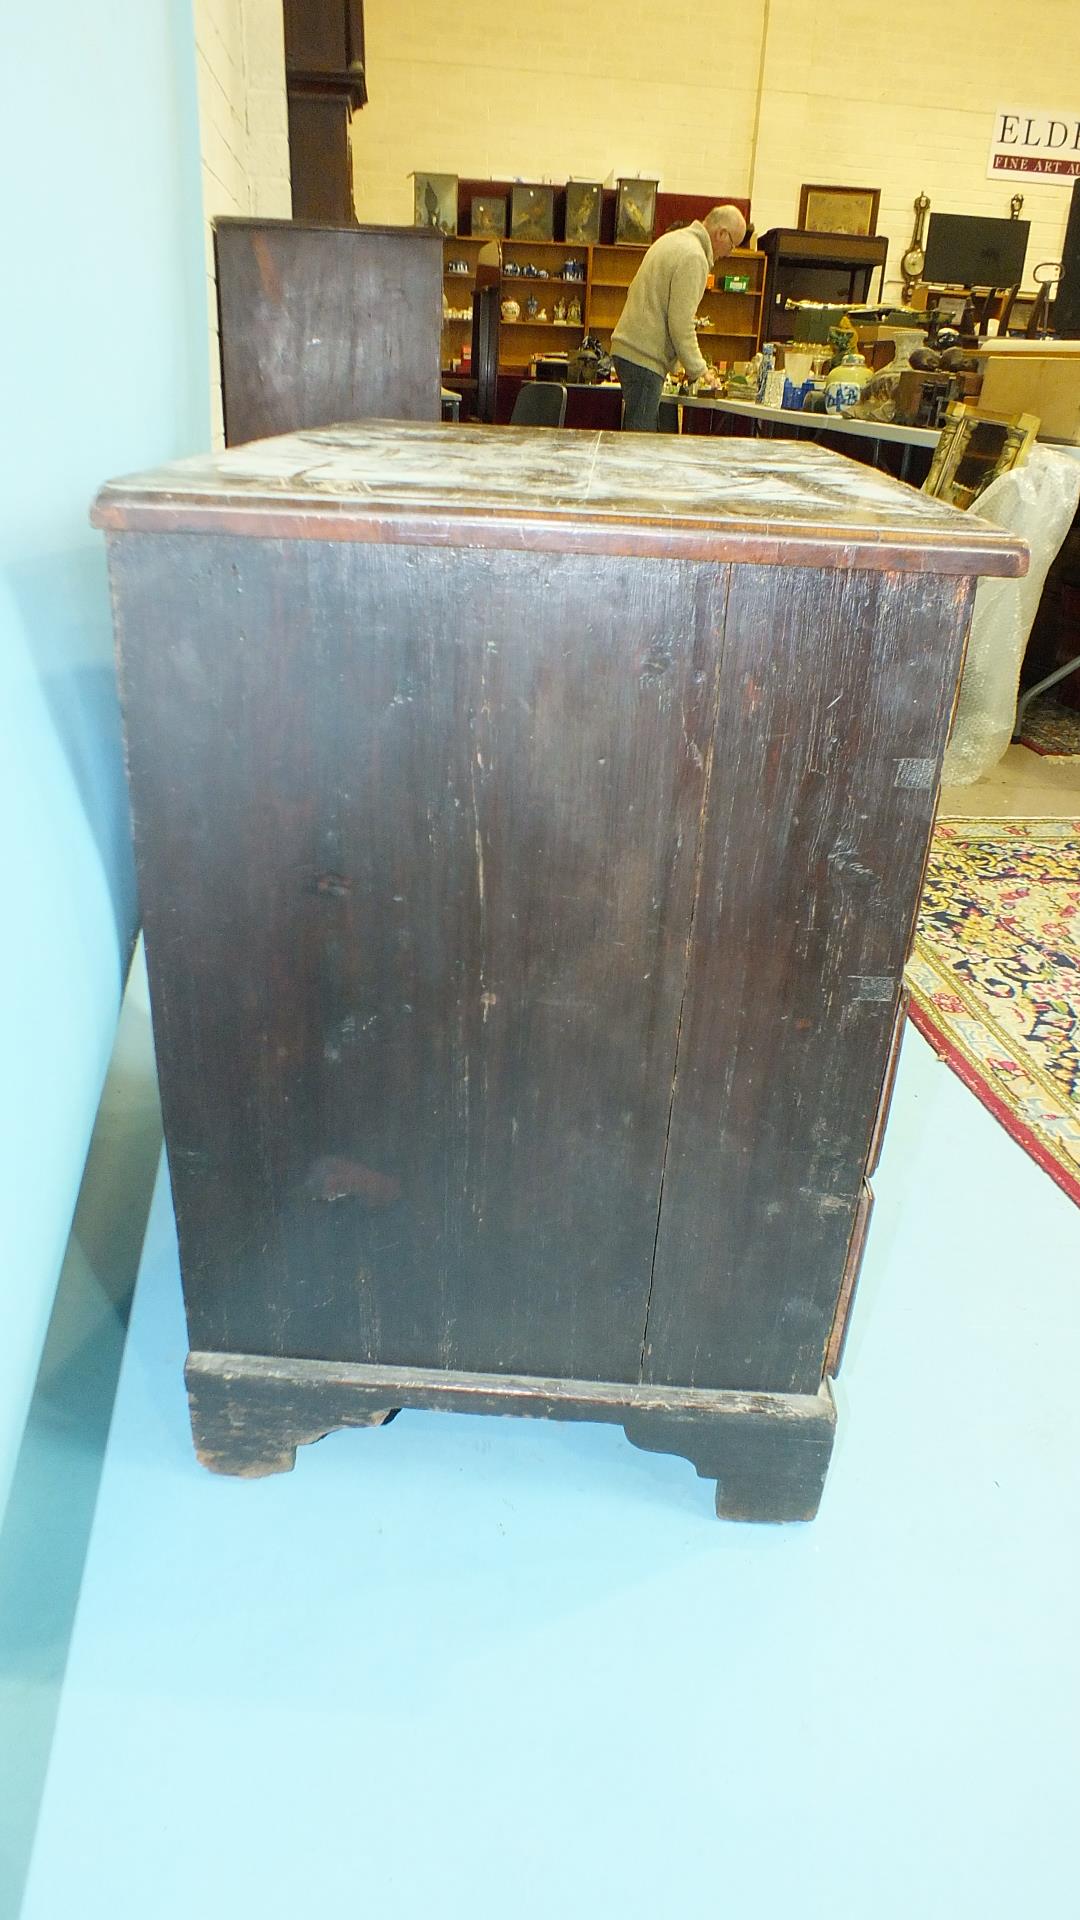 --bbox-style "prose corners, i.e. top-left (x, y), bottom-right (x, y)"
top-left (867, 988), bottom-right (910, 1178)
top-left (644, 566), bottom-right (975, 1395)
top-left (111, 533), bottom-right (726, 1382)
top-left (284, 0), bottom-right (350, 71)
top-left (824, 1181), bottom-right (875, 1379)
top-left (214, 222), bottom-right (442, 445)
top-left (286, 96), bottom-right (353, 227)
